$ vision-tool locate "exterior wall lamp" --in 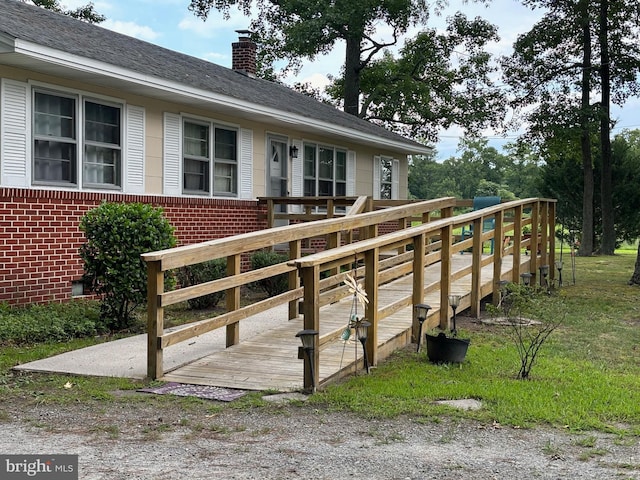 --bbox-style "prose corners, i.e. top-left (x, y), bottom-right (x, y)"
top-left (289, 145), bottom-right (299, 159)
